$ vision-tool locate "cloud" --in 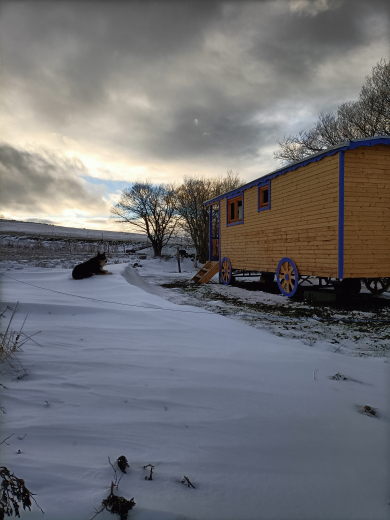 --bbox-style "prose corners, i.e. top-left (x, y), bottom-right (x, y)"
top-left (0, 143), bottom-right (111, 216)
top-left (289, 0), bottom-right (341, 16)
top-left (0, 0), bottom-right (388, 192)
top-left (84, 218), bottom-right (112, 225)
